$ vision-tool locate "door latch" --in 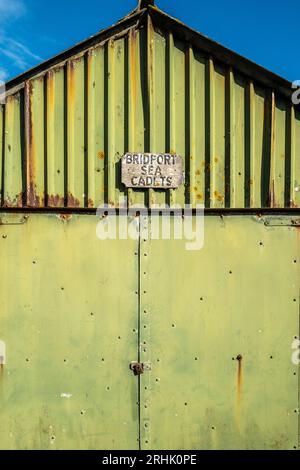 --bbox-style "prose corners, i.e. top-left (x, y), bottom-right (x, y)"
top-left (130, 362), bottom-right (144, 376)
